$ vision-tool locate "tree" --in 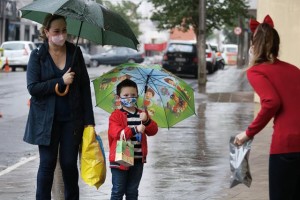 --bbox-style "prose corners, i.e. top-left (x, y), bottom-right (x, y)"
top-left (148, 0), bottom-right (249, 85)
top-left (149, 0), bottom-right (249, 36)
top-left (96, 0), bottom-right (143, 38)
